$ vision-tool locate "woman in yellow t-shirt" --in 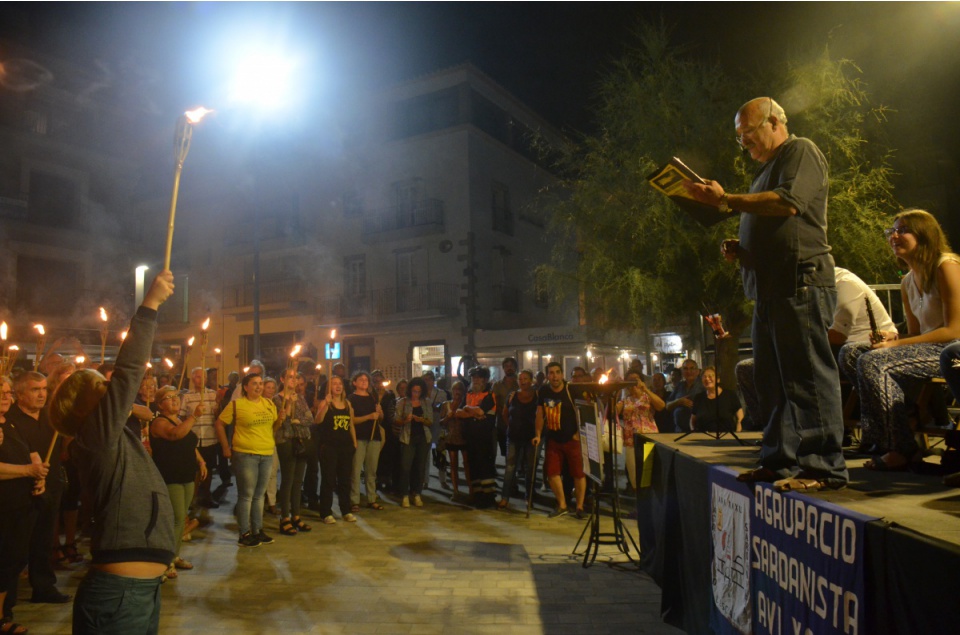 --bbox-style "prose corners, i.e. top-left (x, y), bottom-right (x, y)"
top-left (215, 373), bottom-right (279, 547)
